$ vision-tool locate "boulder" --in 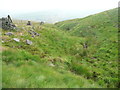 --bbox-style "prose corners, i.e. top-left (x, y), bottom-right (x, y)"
top-left (26, 39), bottom-right (32, 45)
top-left (5, 32), bottom-right (13, 36)
top-left (13, 38), bottom-right (20, 42)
